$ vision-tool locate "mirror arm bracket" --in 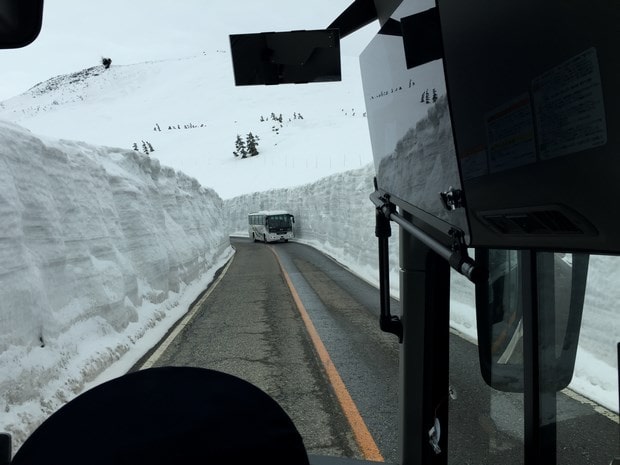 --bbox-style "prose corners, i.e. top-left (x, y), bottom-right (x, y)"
top-left (448, 229), bottom-right (486, 284)
top-left (370, 185), bottom-right (486, 285)
top-left (373, 189), bottom-right (403, 342)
